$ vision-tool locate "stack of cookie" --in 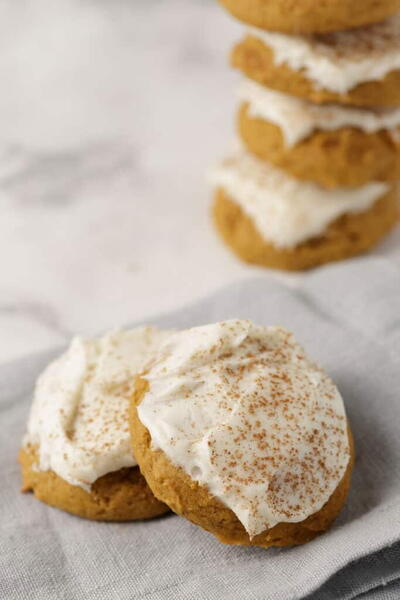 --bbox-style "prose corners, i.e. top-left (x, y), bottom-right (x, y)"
top-left (211, 0), bottom-right (400, 270)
